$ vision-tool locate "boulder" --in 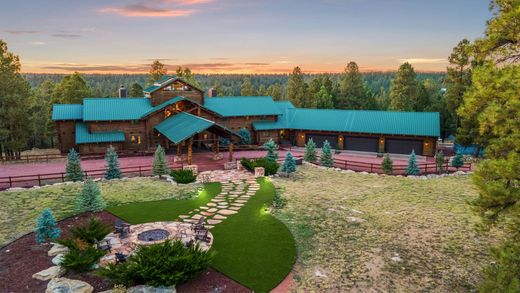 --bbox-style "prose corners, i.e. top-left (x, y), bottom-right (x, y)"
top-left (48, 243), bottom-right (69, 256)
top-left (128, 285), bottom-right (176, 293)
top-left (51, 253), bottom-right (64, 265)
top-left (46, 277), bottom-right (93, 293)
top-left (32, 266), bottom-right (65, 281)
